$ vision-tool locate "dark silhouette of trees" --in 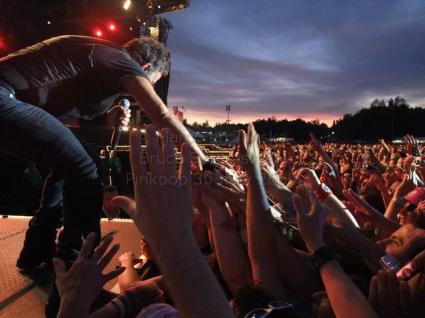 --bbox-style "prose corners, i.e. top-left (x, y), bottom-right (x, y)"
top-left (189, 96), bottom-right (424, 143)
top-left (332, 96), bottom-right (425, 141)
